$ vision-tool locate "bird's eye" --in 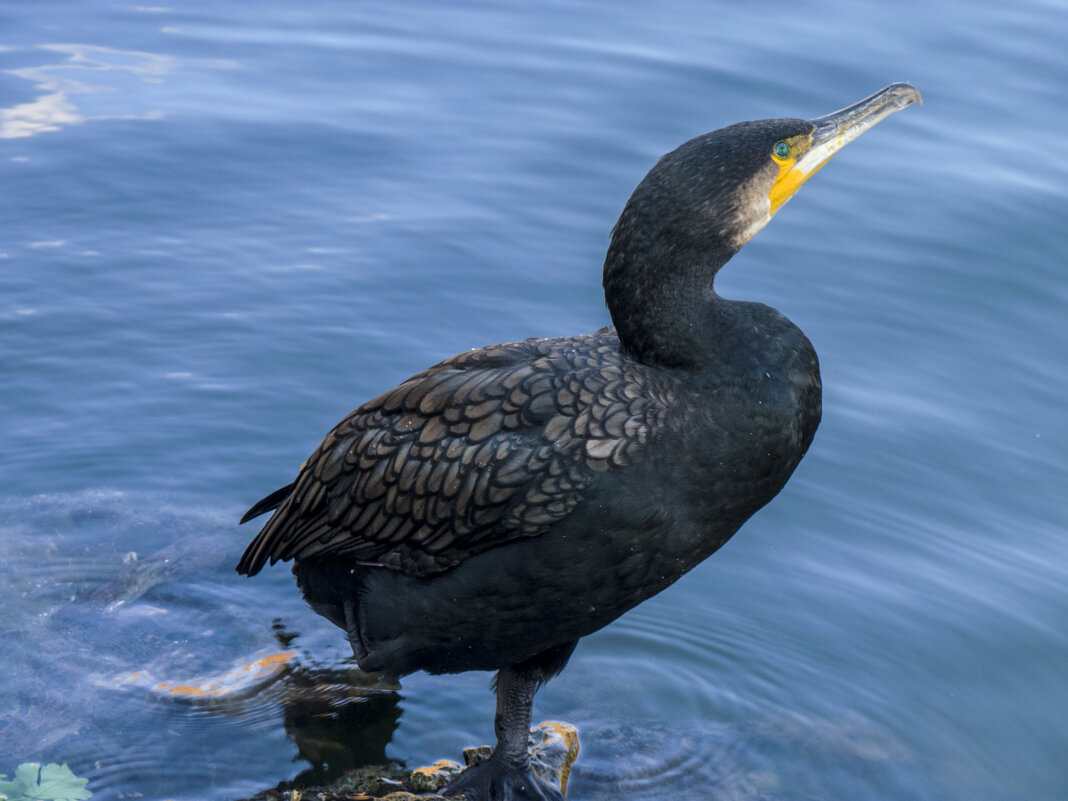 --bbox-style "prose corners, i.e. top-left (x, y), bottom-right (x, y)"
top-left (773, 141), bottom-right (791, 159)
